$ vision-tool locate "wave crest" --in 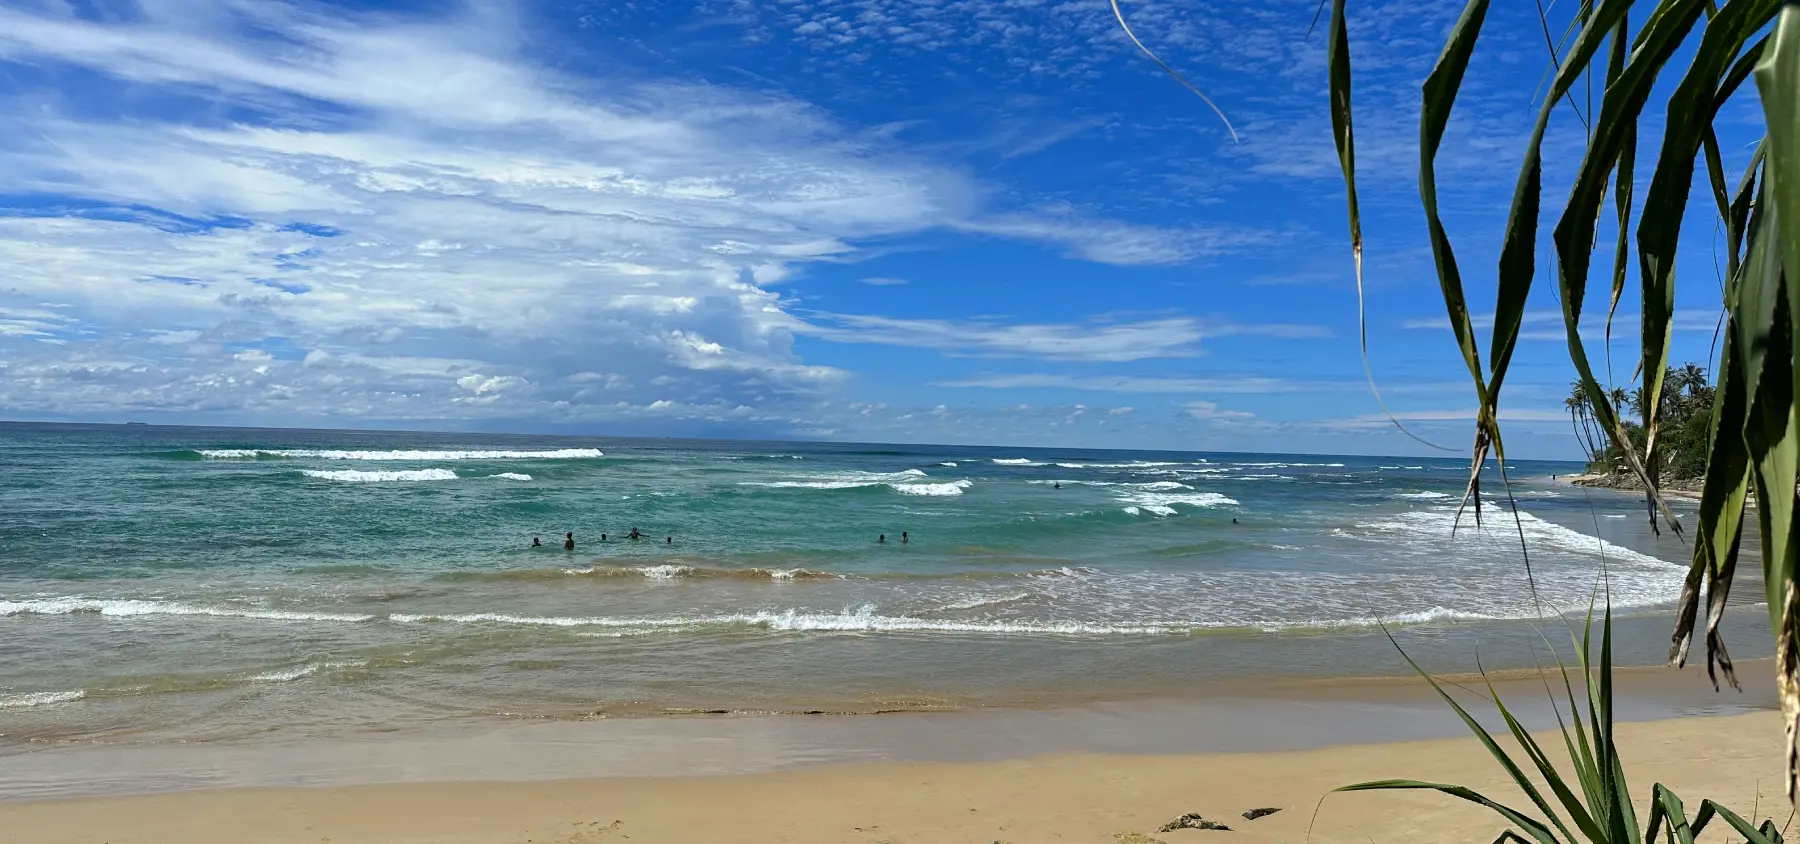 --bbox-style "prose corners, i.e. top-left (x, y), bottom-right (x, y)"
top-left (301, 469), bottom-right (458, 482)
top-left (199, 448), bottom-right (603, 461)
